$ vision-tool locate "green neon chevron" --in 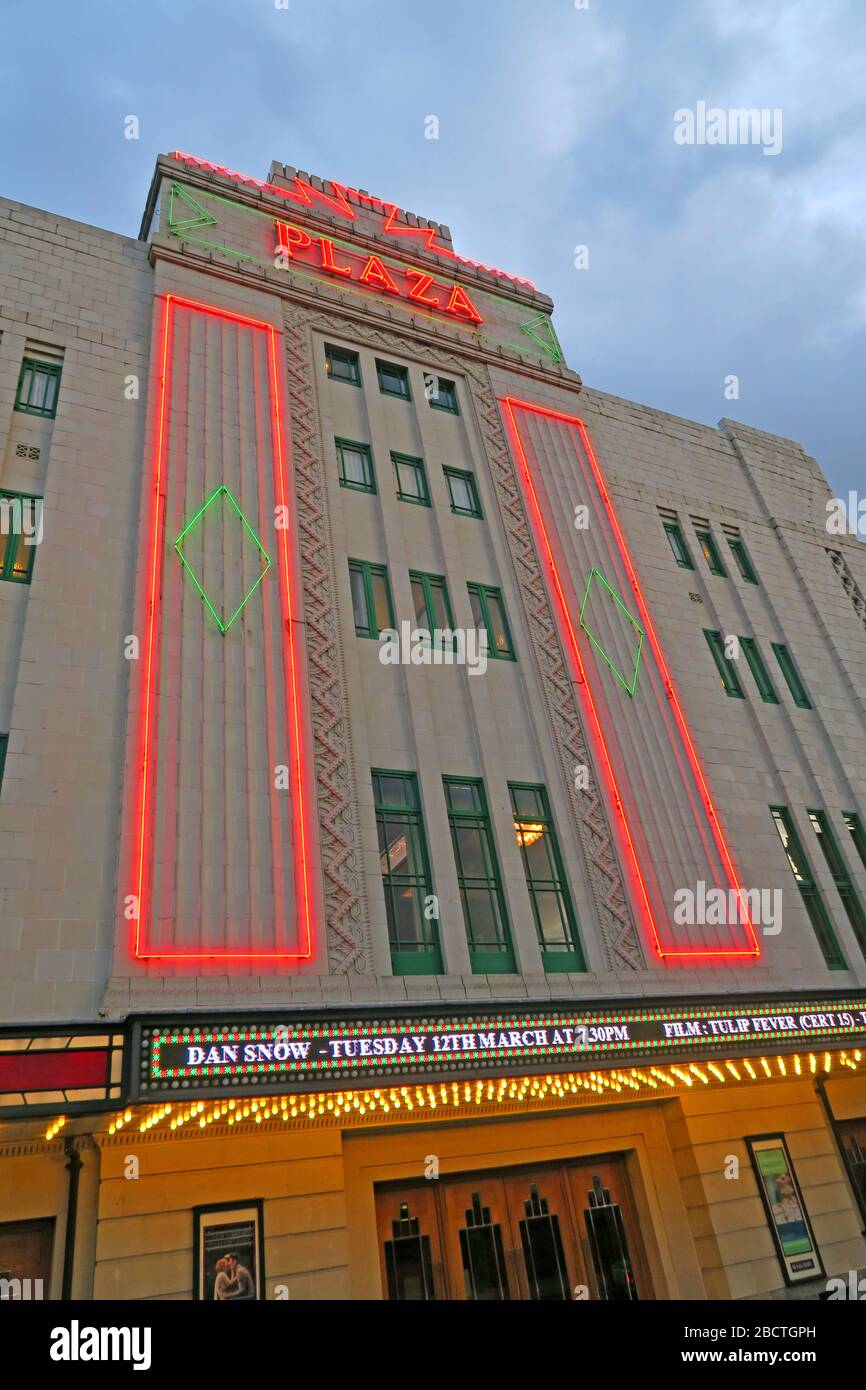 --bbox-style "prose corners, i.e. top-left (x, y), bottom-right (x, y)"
top-left (174, 485), bottom-right (270, 635)
top-left (167, 181), bottom-right (218, 233)
top-left (520, 313), bottom-right (563, 364)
